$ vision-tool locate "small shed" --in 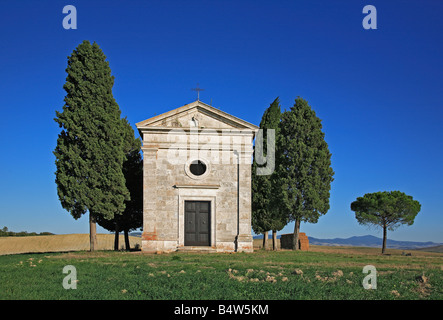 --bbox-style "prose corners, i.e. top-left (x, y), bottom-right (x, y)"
top-left (280, 233), bottom-right (310, 251)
